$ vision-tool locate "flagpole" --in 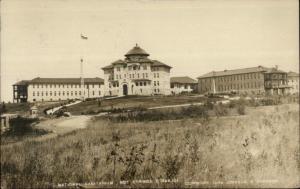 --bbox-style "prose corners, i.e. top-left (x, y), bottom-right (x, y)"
top-left (80, 33), bottom-right (88, 101)
top-left (80, 58), bottom-right (84, 101)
